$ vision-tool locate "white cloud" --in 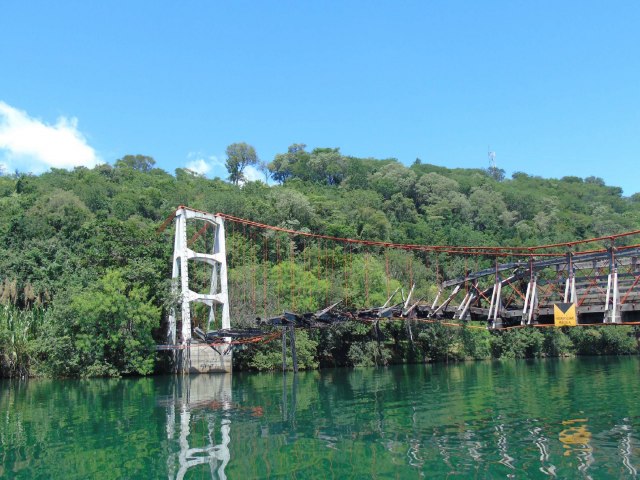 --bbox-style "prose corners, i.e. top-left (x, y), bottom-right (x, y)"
top-left (242, 165), bottom-right (265, 183)
top-left (185, 152), bottom-right (225, 177)
top-left (184, 153), bottom-right (268, 183)
top-left (185, 158), bottom-right (212, 175)
top-left (0, 101), bottom-right (99, 173)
